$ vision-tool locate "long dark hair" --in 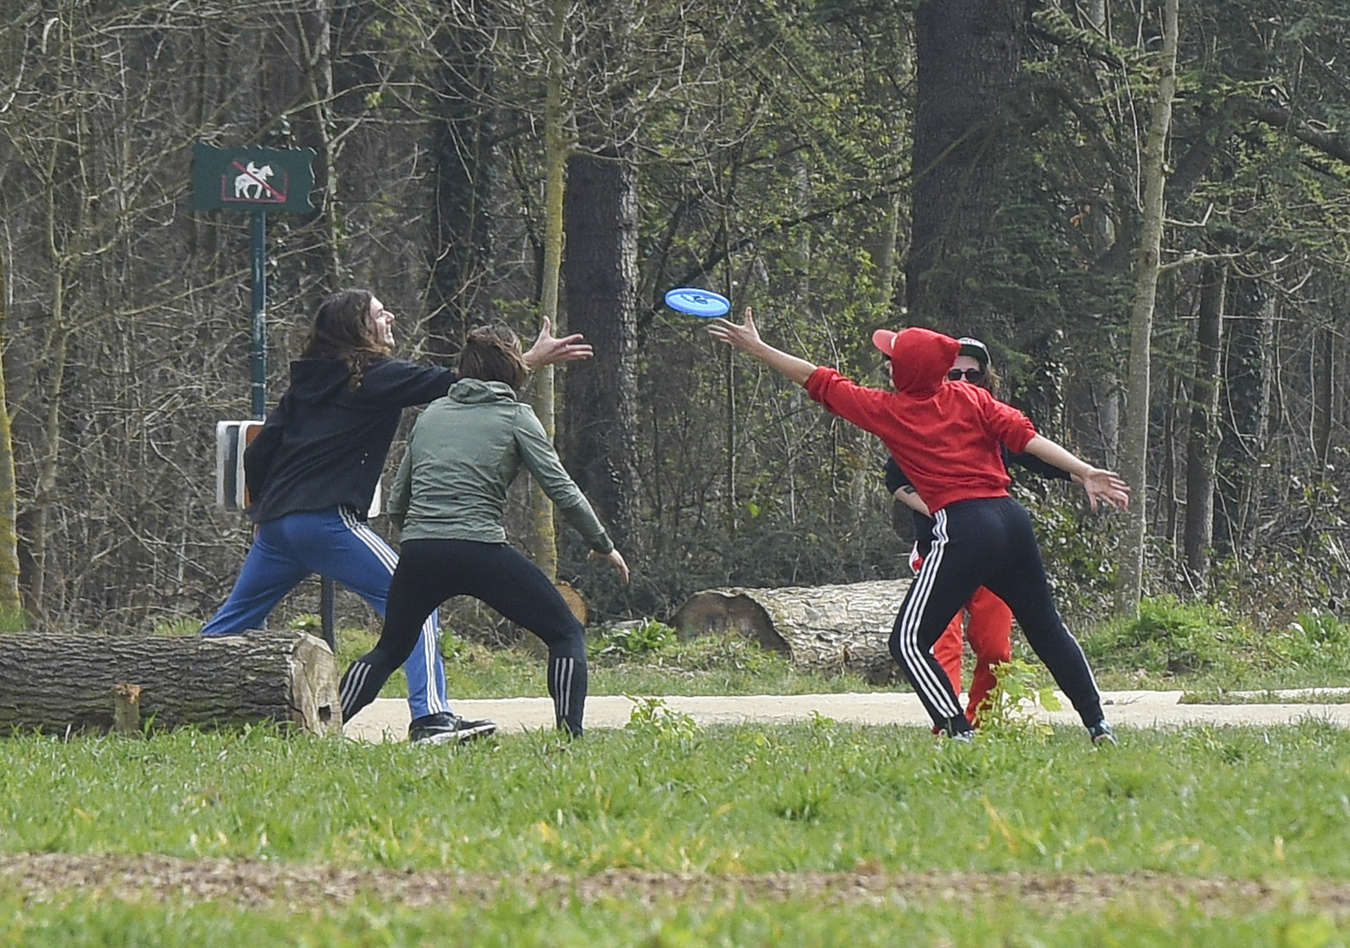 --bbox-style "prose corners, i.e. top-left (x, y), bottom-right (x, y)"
top-left (457, 324), bottom-right (528, 390)
top-left (301, 289), bottom-right (390, 389)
